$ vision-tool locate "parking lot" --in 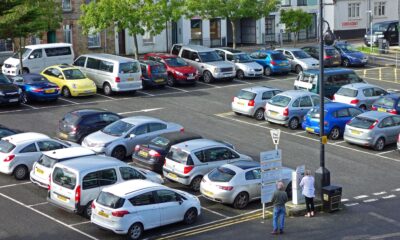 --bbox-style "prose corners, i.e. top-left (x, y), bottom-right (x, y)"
top-left (0, 66), bottom-right (400, 240)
